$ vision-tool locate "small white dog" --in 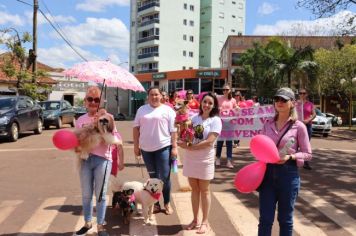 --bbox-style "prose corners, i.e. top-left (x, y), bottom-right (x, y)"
top-left (122, 178), bottom-right (164, 224)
